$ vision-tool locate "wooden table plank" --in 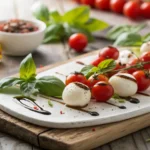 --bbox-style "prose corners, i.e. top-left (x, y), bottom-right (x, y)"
top-left (39, 113), bottom-right (150, 150)
top-left (0, 110), bottom-right (48, 147)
